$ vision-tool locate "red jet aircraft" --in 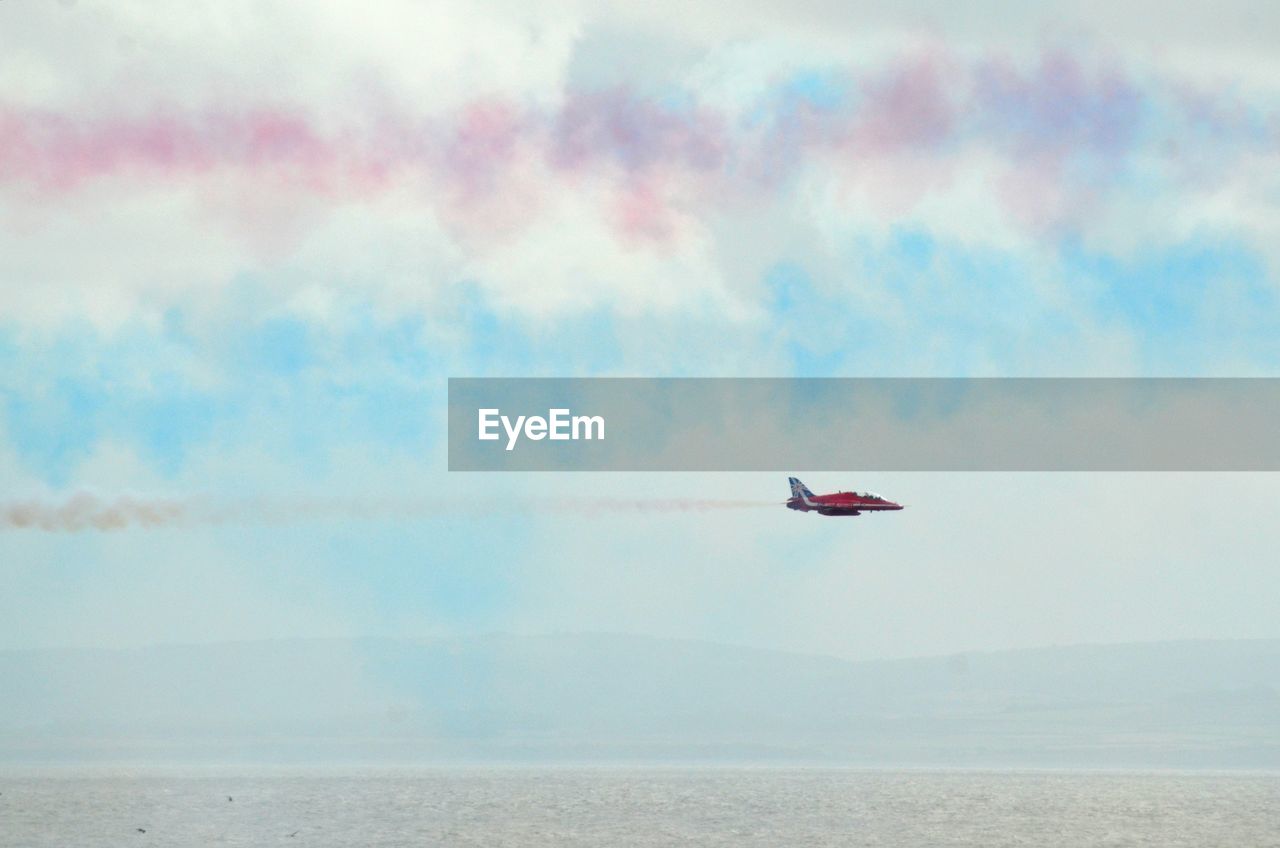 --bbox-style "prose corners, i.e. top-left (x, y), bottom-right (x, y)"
top-left (785, 477), bottom-right (904, 517)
